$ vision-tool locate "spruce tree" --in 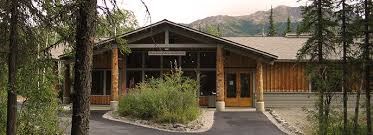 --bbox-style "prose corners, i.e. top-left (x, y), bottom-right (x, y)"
top-left (267, 6), bottom-right (276, 36)
top-left (297, 0), bottom-right (337, 134)
top-left (335, 0), bottom-right (354, 133)
top-left (285, 16), bottom-right (291, 35)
